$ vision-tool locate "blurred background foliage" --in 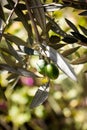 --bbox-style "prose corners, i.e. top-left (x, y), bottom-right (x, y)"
top-left (0, 0), bottom-right (87, 130)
